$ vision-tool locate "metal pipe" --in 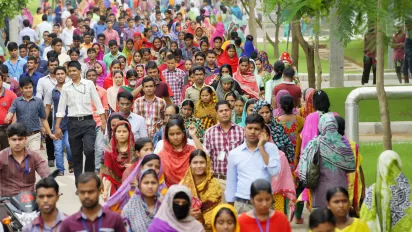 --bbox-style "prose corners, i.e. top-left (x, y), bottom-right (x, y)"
top-left (345, 86), bottom-right (412, 144)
